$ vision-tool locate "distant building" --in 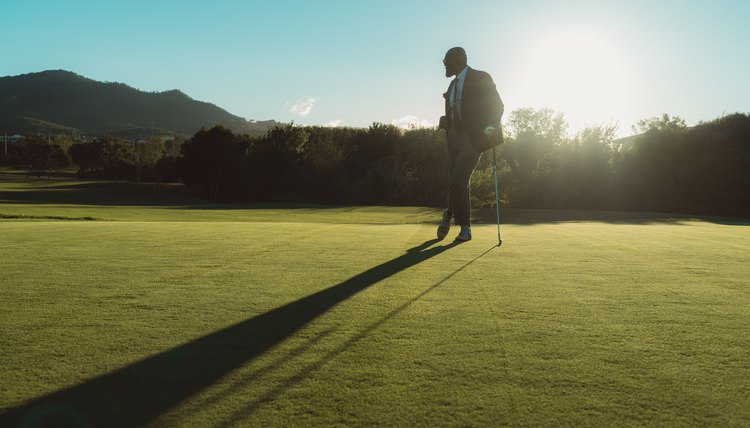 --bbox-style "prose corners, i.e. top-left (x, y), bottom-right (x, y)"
top-left (3, 134), bottom-right (24, 144)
